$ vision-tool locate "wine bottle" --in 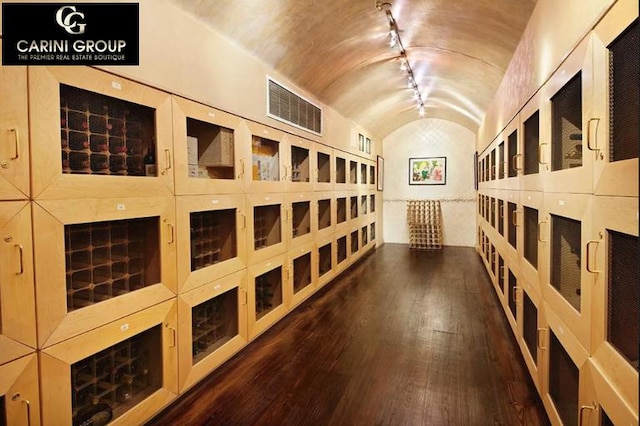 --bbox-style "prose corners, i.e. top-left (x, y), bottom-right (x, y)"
top-left (73, 402), bottom-right (113, 426)
top-left (143, 140), bottom-right (156, 176)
